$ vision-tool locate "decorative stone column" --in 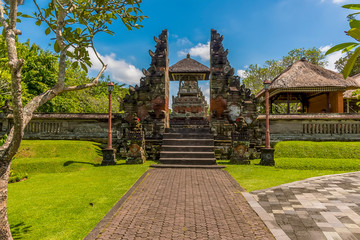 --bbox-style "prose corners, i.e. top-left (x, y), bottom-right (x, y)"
top-left (126, 117), bottom-right (146, 164)
top-left (230, 140), bottom-right (250, 164)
